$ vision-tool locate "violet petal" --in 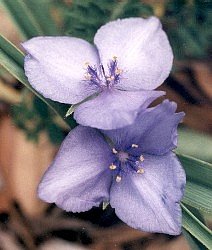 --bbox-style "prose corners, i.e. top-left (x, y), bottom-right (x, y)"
top-left (38, 126), bottom-right (113, 212)
top-left (110, 152), bottom-right (186, 235)
top-left (74, 89), bottom-right (164, 130)
top-left (102, 100), bottom-right (184, 154)
top-left (23, 37), bottom-right (100, 104)
top-left (94, 17), bottom-right (173, 91)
